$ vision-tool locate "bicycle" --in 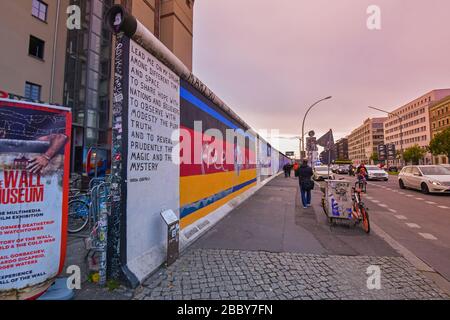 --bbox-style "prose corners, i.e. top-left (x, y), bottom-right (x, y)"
top-left (356, 174), bottom-right (367, 193)
top-left (351, 181), bottom-right (370, 233)
top-left (68, 176), bottom-right (113, 234)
